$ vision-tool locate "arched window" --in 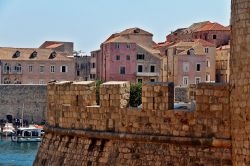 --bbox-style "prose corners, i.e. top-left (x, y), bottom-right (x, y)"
top-left (3, 63), bottom-right (11, 73)
top-left (14, 63), bottom-right (22, 74)
top-left (3, 77), bottom-right (11, 84)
